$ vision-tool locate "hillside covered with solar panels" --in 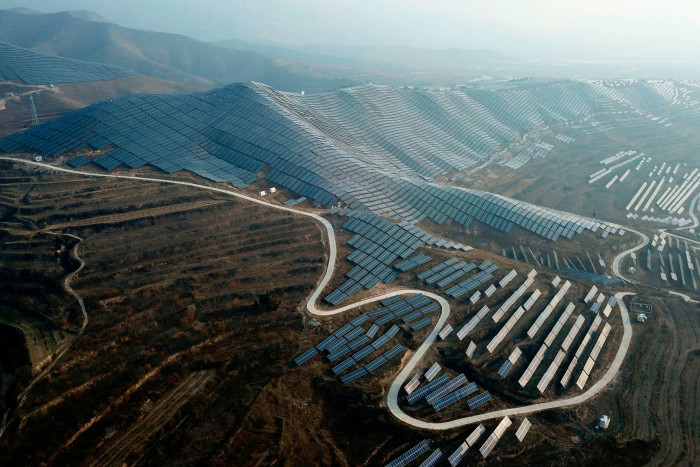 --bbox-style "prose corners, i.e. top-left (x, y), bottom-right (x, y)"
top-left (3, 78), bottom-right (676, 233)
top-left (0, 41), bottom-right (135, 84)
